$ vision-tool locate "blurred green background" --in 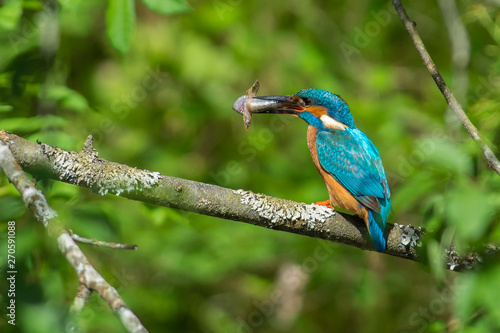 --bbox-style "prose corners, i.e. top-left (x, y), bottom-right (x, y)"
top-left (0, 0), bottom-right (500, 332)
